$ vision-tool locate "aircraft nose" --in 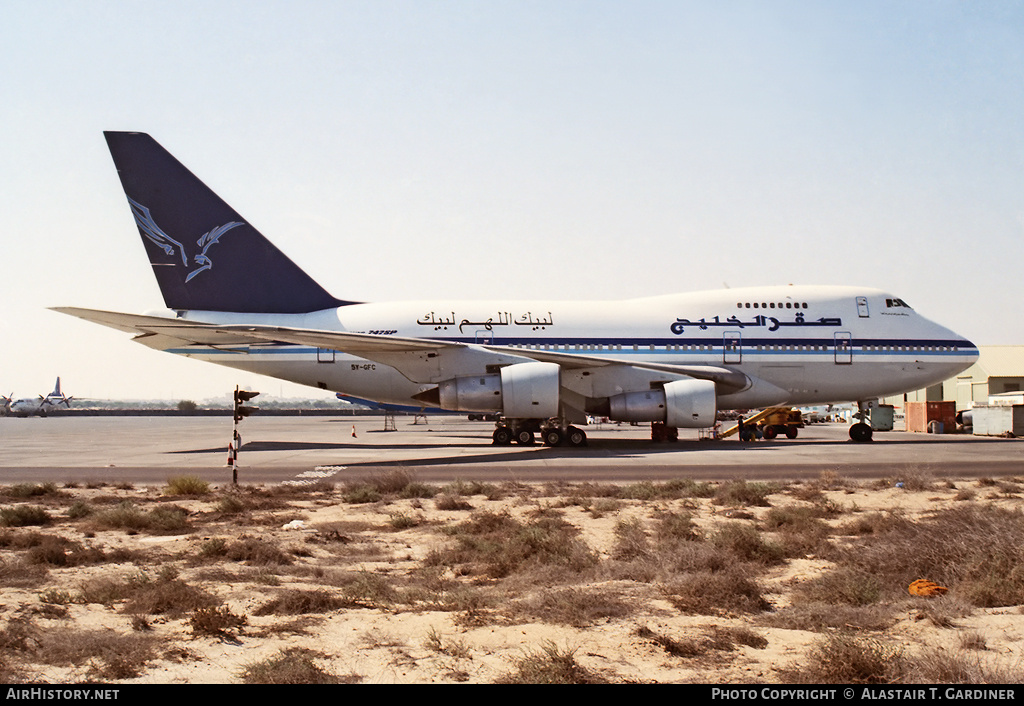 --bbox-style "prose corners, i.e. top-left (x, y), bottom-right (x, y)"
top-left (965, 338), bottom-right (980, 362)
